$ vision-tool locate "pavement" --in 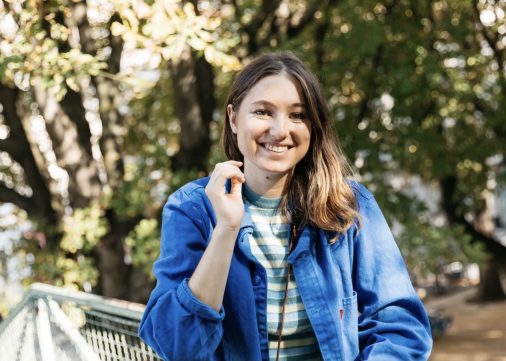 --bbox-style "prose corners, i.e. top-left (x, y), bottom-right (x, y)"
top-left (427, 288), bottom-right (506, 361)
